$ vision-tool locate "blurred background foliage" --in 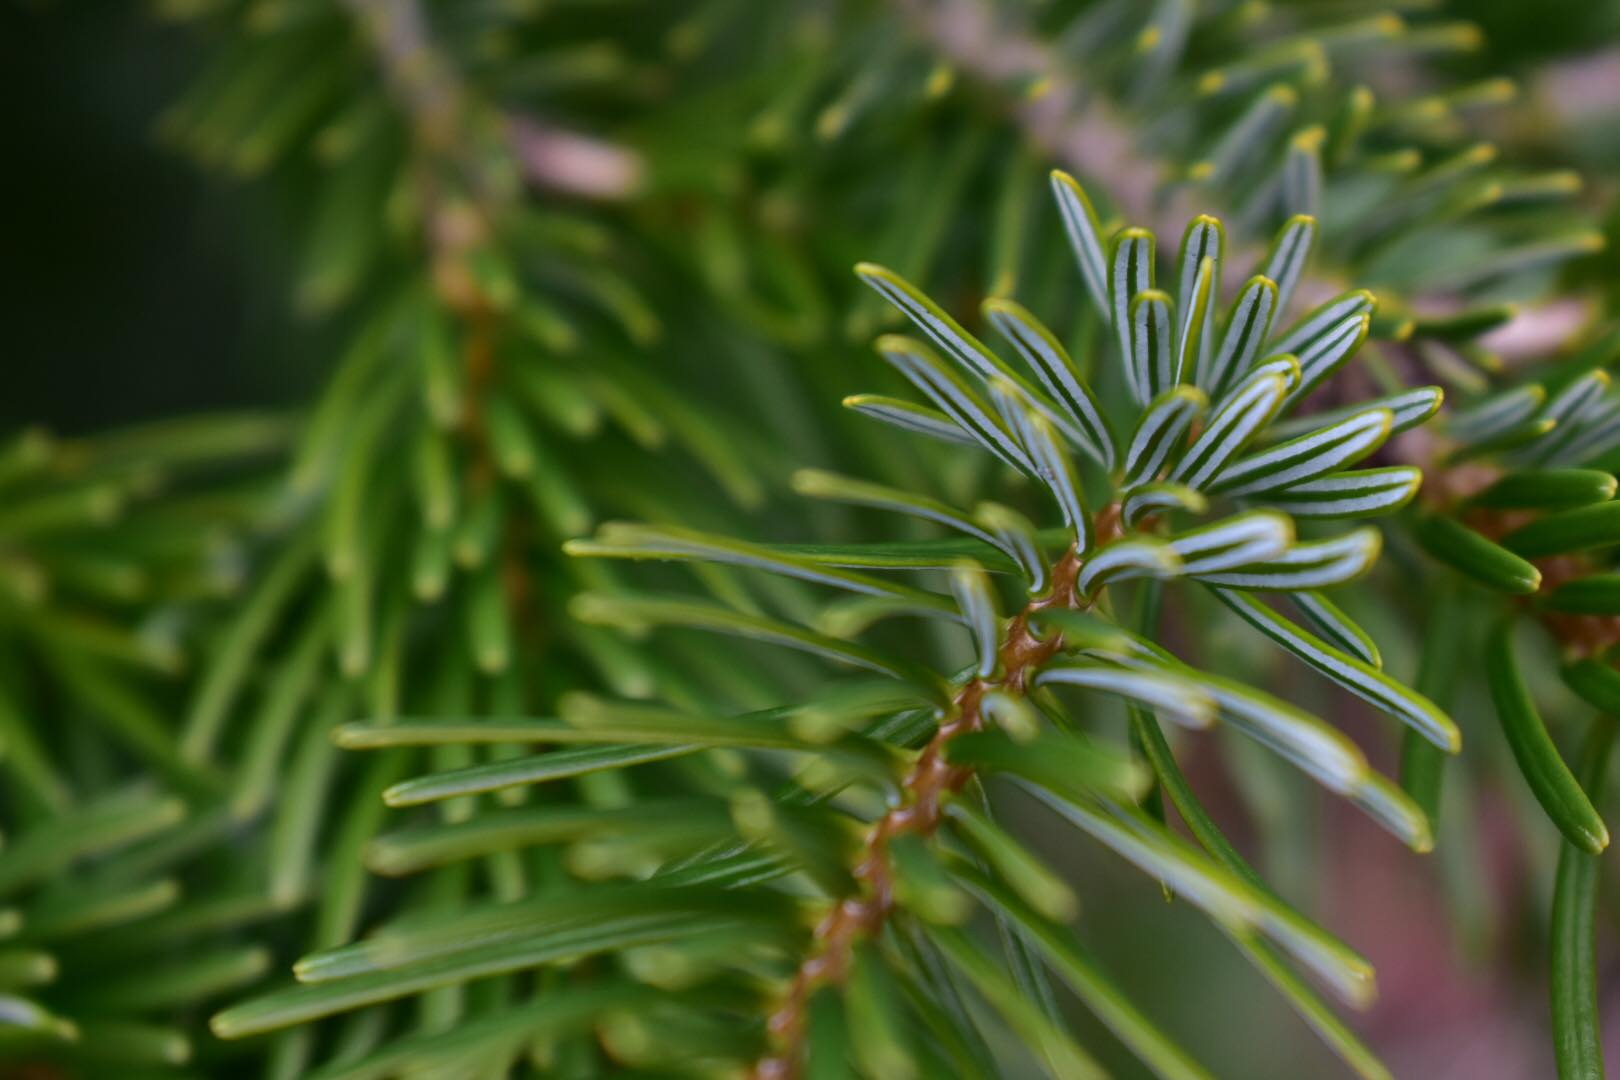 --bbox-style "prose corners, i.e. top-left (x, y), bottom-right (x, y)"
top-left (6, 0), bottom-right (1620, 433)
